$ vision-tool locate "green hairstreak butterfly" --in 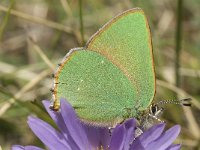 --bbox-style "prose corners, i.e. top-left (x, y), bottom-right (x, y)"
top-left (51, 8), bottom-right (189, 127)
